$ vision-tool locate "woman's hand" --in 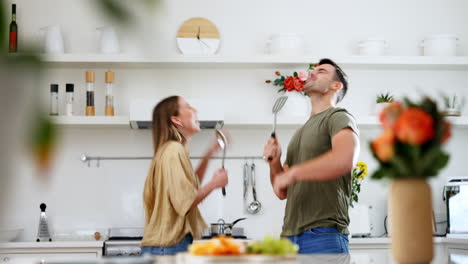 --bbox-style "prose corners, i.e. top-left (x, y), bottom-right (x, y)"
top-left (211, 168), bottom-right (228, 188)
top-left (208, 129), bottom-right (232, 155)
